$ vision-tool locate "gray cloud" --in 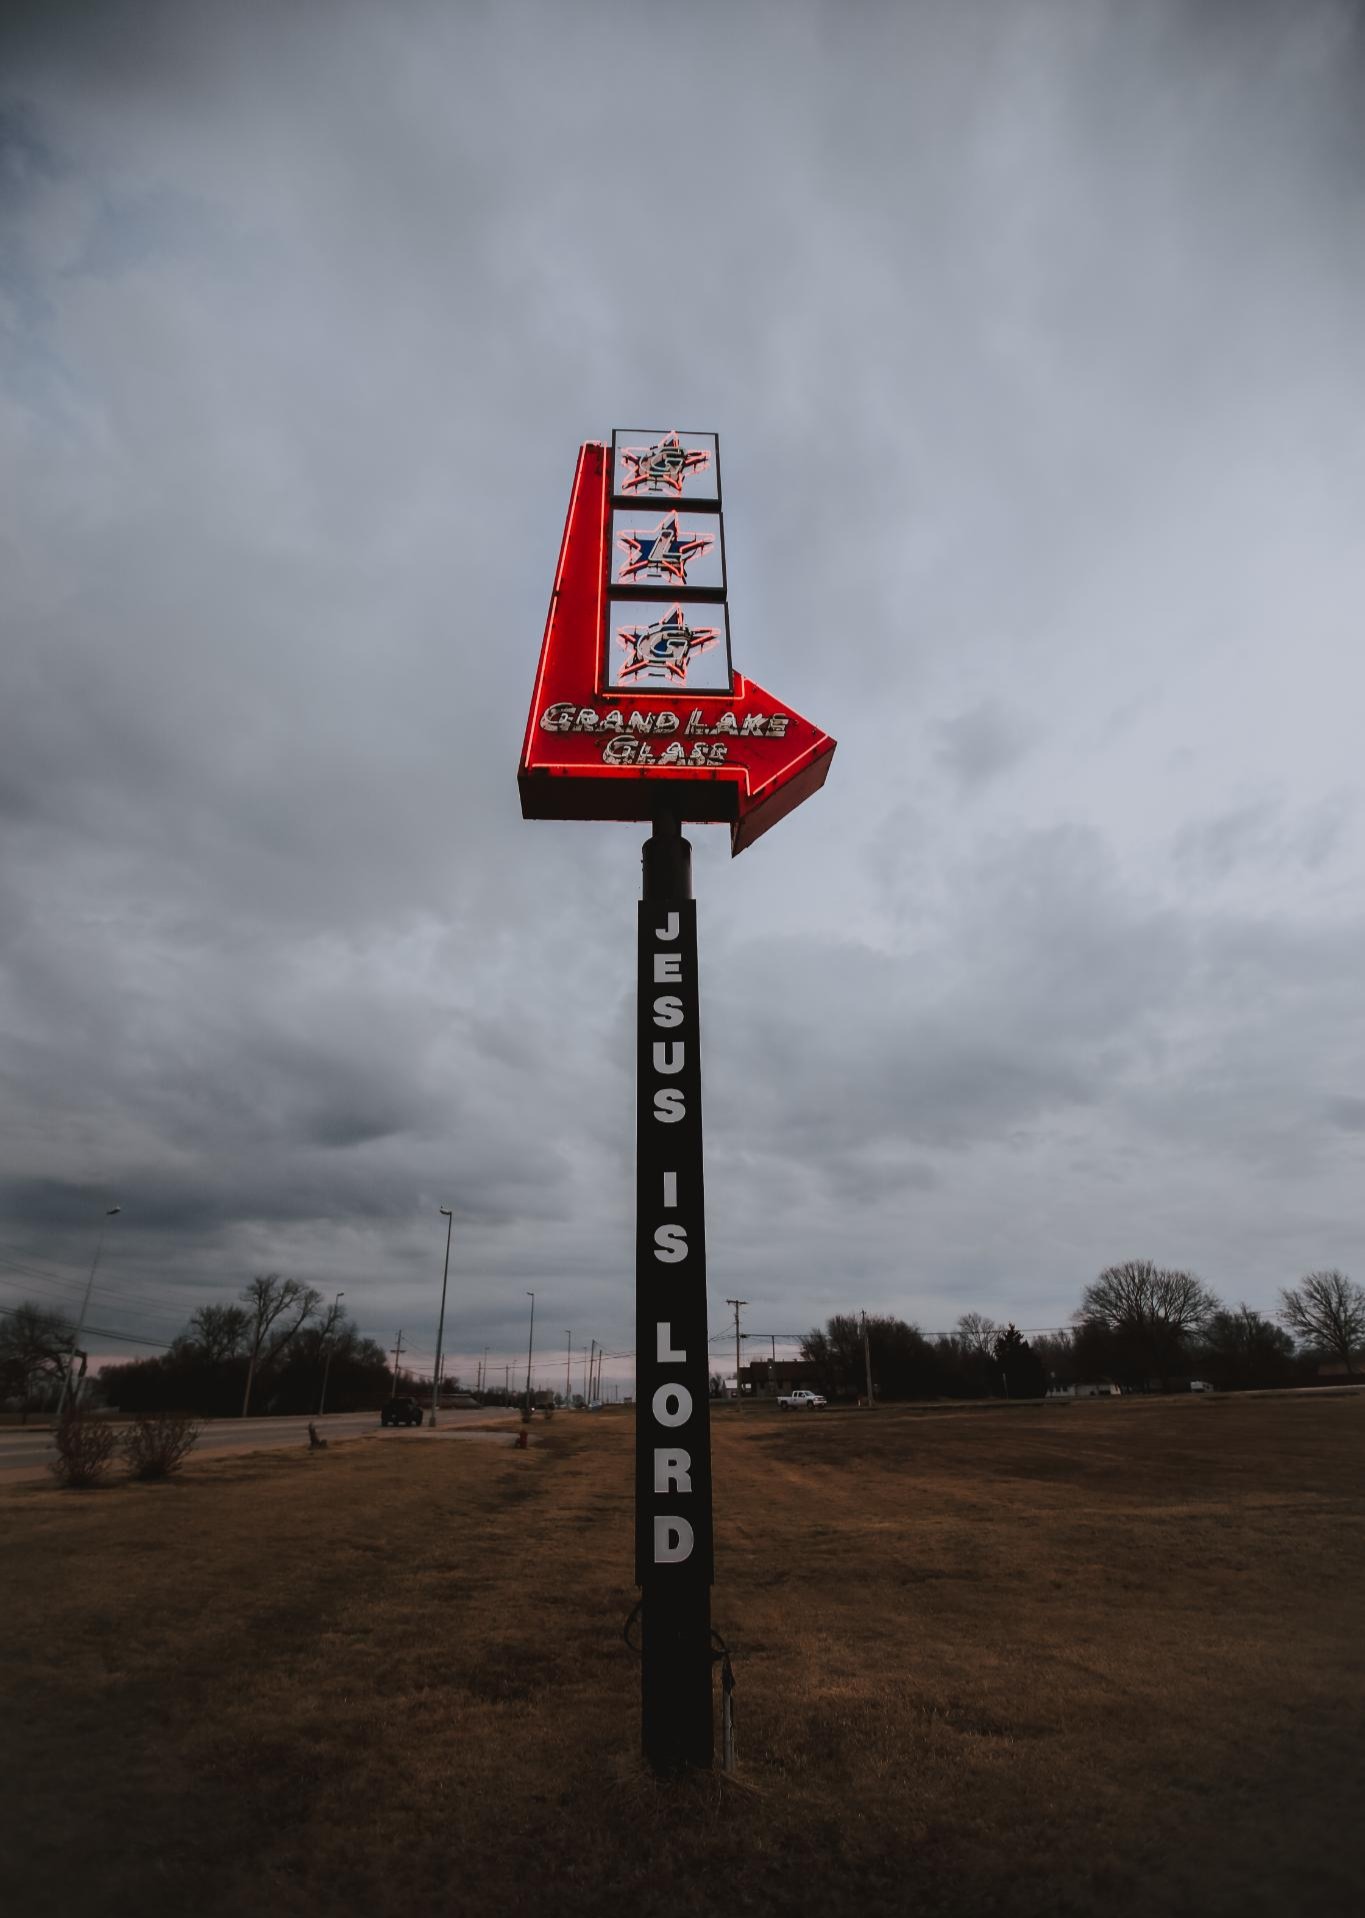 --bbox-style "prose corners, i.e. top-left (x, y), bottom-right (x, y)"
top-left (935, 700), bottom-right (1035, 793)
top-left (1173, 794), bottom-right (1350, 882)
top-left (1, 0), bottom-right (1363, 1382)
